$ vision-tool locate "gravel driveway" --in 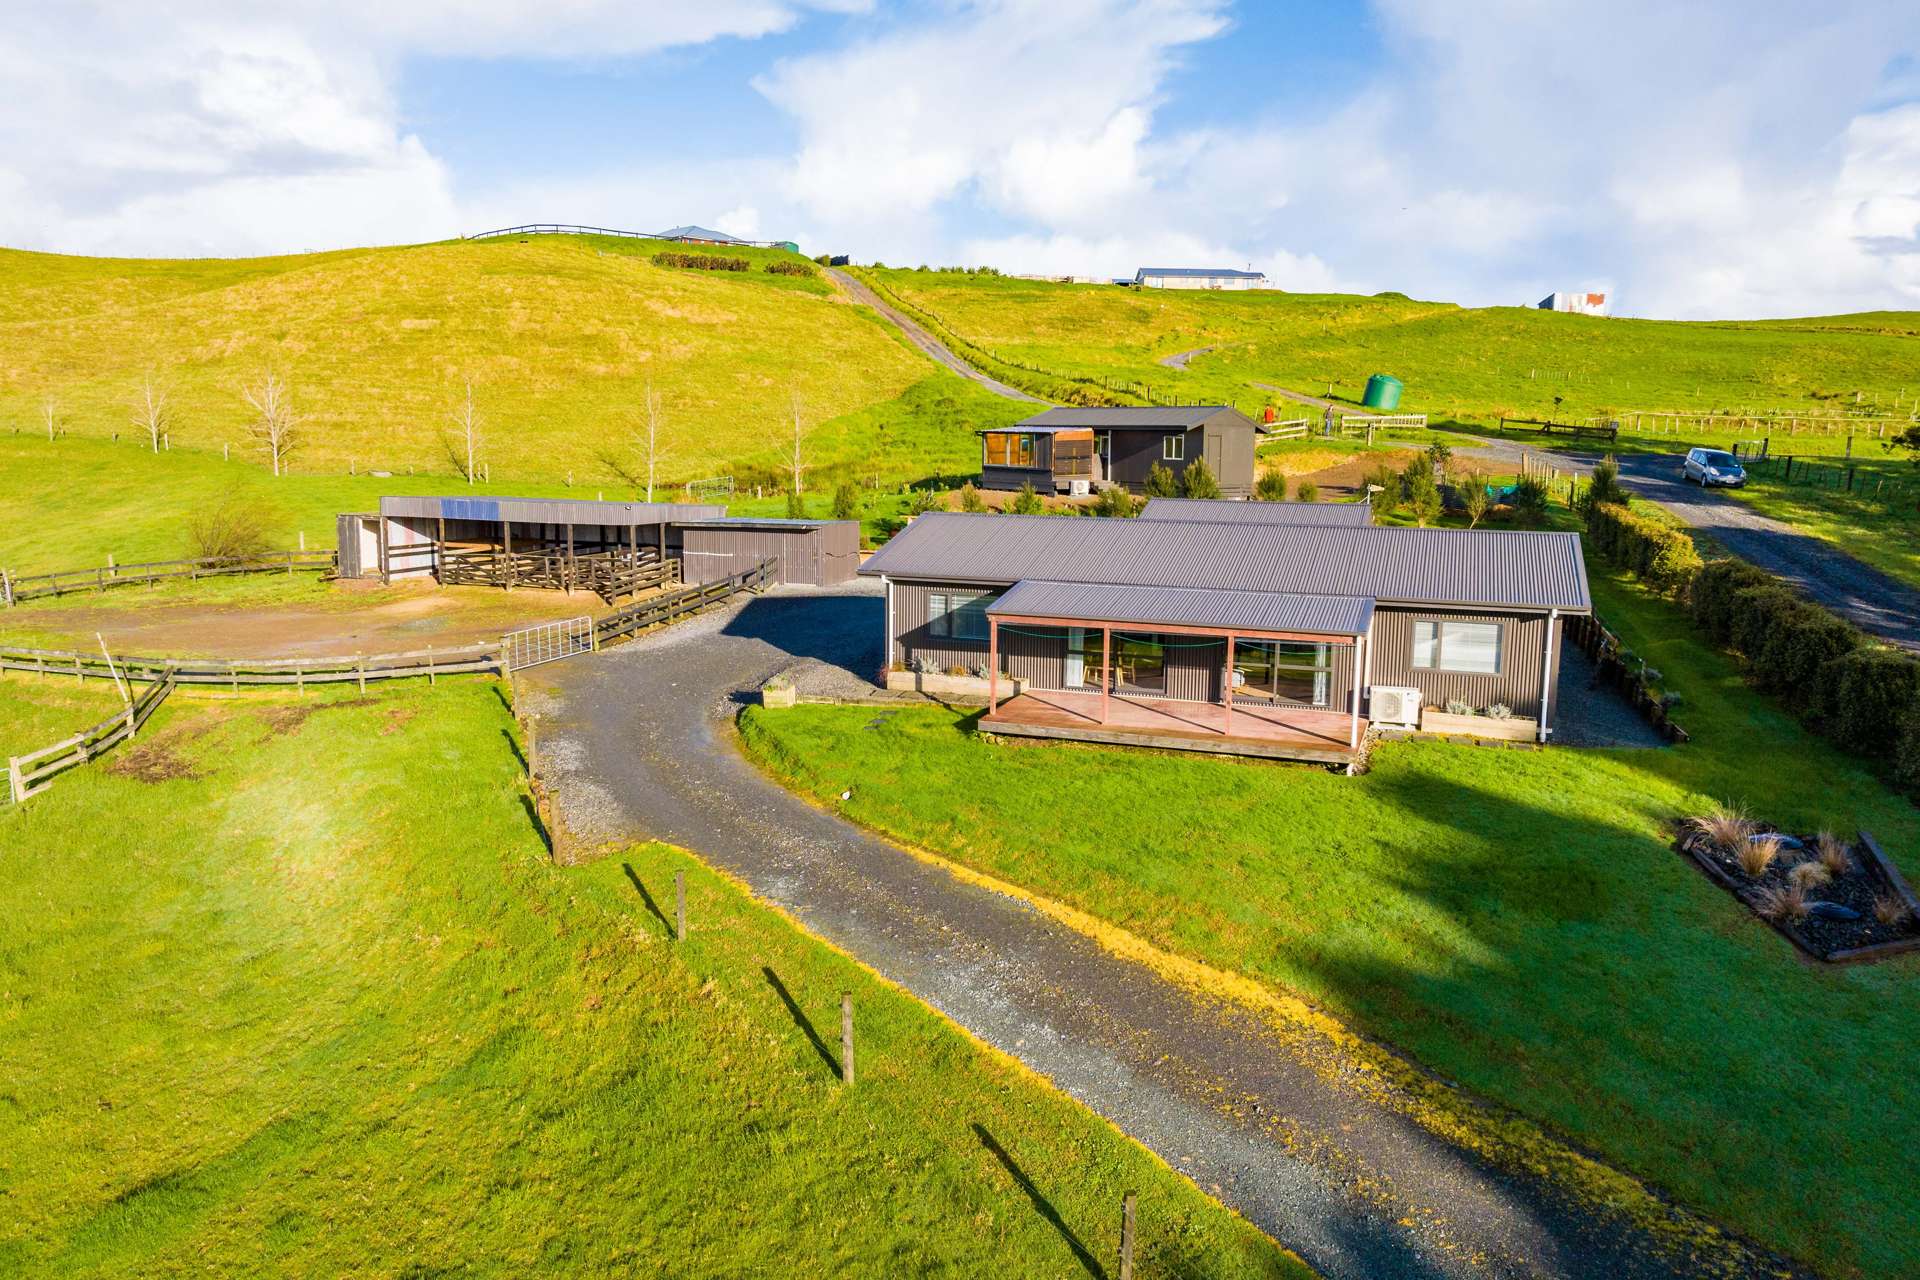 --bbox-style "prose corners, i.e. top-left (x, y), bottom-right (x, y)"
top-left (523, 585), bottom-right (1797, 1280)
top-left (826, 269), bottom-right (1045, 403)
